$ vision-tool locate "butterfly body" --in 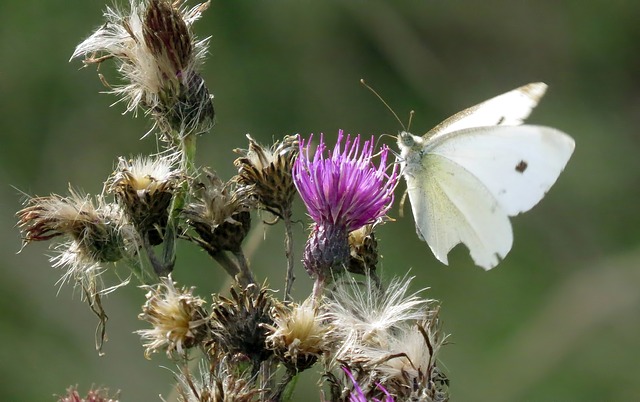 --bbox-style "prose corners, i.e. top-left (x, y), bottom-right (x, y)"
top-left (397, 83), bottom-right (575, 270)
